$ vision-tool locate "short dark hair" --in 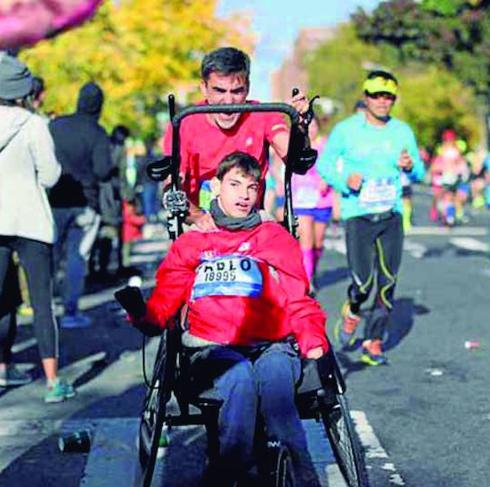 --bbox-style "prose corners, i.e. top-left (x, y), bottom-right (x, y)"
top-left (216, 152), bottom-right (261, 182)
top-left (201, 47), bottom-right (250, 82)
top-left (366, 69), bottom-right (398, 85)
